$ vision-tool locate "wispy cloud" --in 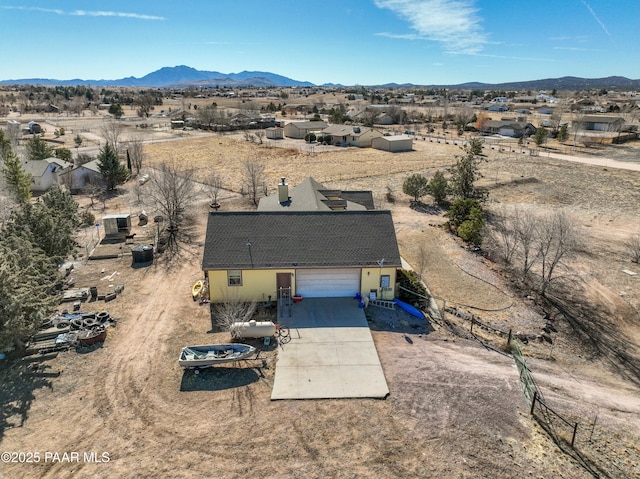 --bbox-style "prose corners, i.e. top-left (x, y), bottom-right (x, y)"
top-left (550, 35), bottom-right (590, 42)
top-left (0, 6), bottom-right (165, 21)
top-left (373, 0), bottom-right (487, 53)
top-left (456, 52), bottom-right (556, 63)
top-left (579, 0), bottom-right (611, 39)
top-left (553, 46), bottom-right (603, 52)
